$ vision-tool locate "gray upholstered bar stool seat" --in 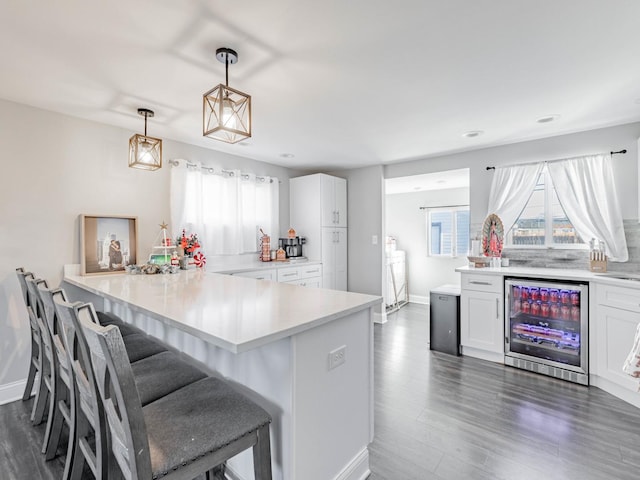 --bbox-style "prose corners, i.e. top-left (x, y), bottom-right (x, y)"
top-left (54, 299), bottom-right (213, 479)
top-left (78, 307), bottom-right (273, 479)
